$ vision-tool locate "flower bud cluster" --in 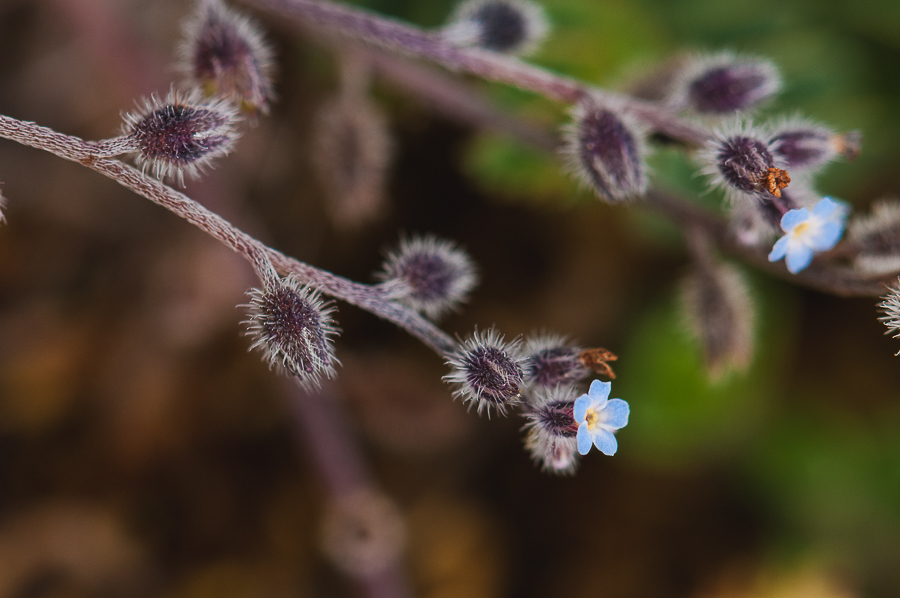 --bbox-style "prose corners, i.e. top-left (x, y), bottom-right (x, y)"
top-left (122, 88), bottom-right (240, 184)
top-left (179, 0), bottom-right (275, 115)
top-left (376, 235), bottom-right (477, 321)
top-left (563, 98), bottom-right (648, 203)
top-left (667, 52), bottom-right (780, 115)
top-left (443, 0), bottom-right (548, 56)
top-left (443, 328), bottom-right (525, 416)
top-left (243, 276), bottom-right (339, 388)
